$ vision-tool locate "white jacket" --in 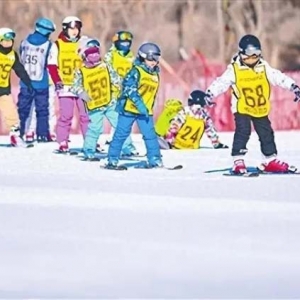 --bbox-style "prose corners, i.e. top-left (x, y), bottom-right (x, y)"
top-left (206, 56), bottom-right (295, 114)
